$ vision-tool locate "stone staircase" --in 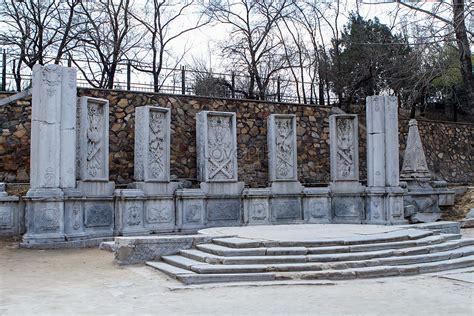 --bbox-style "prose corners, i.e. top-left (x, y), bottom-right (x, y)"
top-left (145, 229), bottom-right (474, 285)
